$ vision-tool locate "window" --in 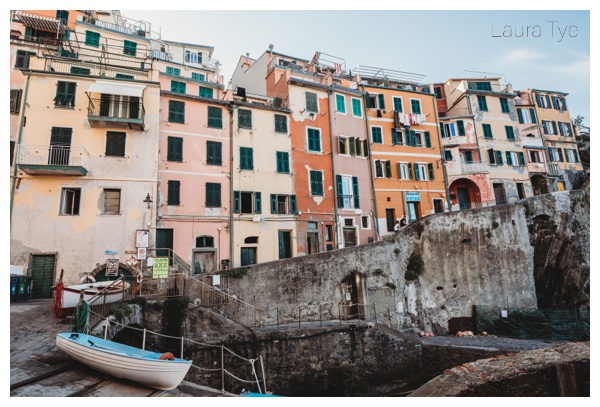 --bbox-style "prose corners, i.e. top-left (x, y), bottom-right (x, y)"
top-left (505, 151), bottom-right (518, 166)
top-left (274, 114), bottom-right (288, 133)
top-left (444, 150), bottom-right (453, 162)
top-left (206, 141), bottom-right (222, 165)
top-left (234, 191), bottom-right (261, 214)
top-left (167, 180), bottom-right (180, 205)
top-left (238, 109), bottom-right (252, 129)
top-left (367, 93), bottom-right (385, 109)
top-left (166, 66), bottom-right (181, 76)
top-left (441, 123), bottom-right (457, 138)
top-left (517, 108), bottom-right (537, 124)
top-left (196, 236), bottom-right (214, 248)
top-left (116, 73), bottom-right (134, 80)
top-left (536, 93), bottom-right (552, 109)
top-left (10, 89), bottom-right (22, 113)
top-left (518, 151), bottom-right (526, 166)
top-left (552, 96), bottom-right (567, 111)
top-left (393, 97), bottom-right (403, 112)
top-left (410, 99), bottom-right (422, 114)
top-left (559, 122), bottom-right (573, 137)
top-left (240, 247), bottom-right (257, 266)
top-left (306, 92), bottom-right (318, 113)
top-left (433, 87), bottom-right (443, 99)
top-left (276, 151), bottom-right (290, 173)
top-left (170, 80), bottom-right (186, 94)
top-left (488, 148), bottom-right (497, 165)
top-left (528, 150), bottom-right (544, 163)
top-left (500, 97), bottom-right (510, 113)
top-left (468, 81), bottom-right (492, 91)
top-left (398, 162), bottom-right (412, 180)
top-left (15, 50), bottom-right (35, 69)
top-left (548, 147), bottom-right (564, 162)
top-left (414, 163), bottom-right (434, 181)
top-left (307, 128), bottom-right (321, 152)
top-left (85, 30), bottom-right (100, 47)
top-left (457, 120), bottom-right (466, 136)
top-left (361, 216), bottom-right (370, 229)
top-left (335, 94), bottom-right (346, 113)
top-left (375, 160), bottom-right (392, 178)
top-left (60, 188), bottom-right (81, 215)
top-left (56, 10), bottom-right (69, 24)
top-left (52, 82), bottom-right (76, 109)
top-left (351, 98), bottom-right (362, 117)
top-left (49, 127), bottom-right (72, 165)
top-left (392, 129), bottom-right (404, 145)
top-left (103, 189), bottom-right (120, 214)
top-left (477, 95), bottom-right (488, 111)
top-left (205, 183), bottom-right (221, 207)
top-left (336, 175), bottom-right (359, 209)
top-left (123, 40), bottom-right (137, 56)
top-left (565, 149), bottom-right (579, 163)
top-left (240, 147), bottom-right (253, 170)
top-left (270, 194), bottom-right (297, 214)
top-left (309, 170), bottom-right (323, 196)
top-left (105, 132), bottom-right (126, 156)
top-left (482, 124), bottom-right (493, 139)
top-left (207, 106), bottom-right (222, 128)
top-left (371, 126), bottom-right (383, 144)
top-left (70, 66), bottom-right (90, 75)
top-left (168, 100), bottom-right (185, 123)
top-left (167, 136), bottom-right (183, 162)
top-left (377, 94), bottom-right (386, 109)
top-left (406, 131), bottom-right (430, 147)
top-left (199, 86), bottom-right (213, 98)
top-left (192, 72), bottom-right (206, 81)
top-left (505, 126), bottom-right (515, 141)
top-left (542, 120), bottom-right (558, 135)
top-left (185, 51), bottom-right (203, 64)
